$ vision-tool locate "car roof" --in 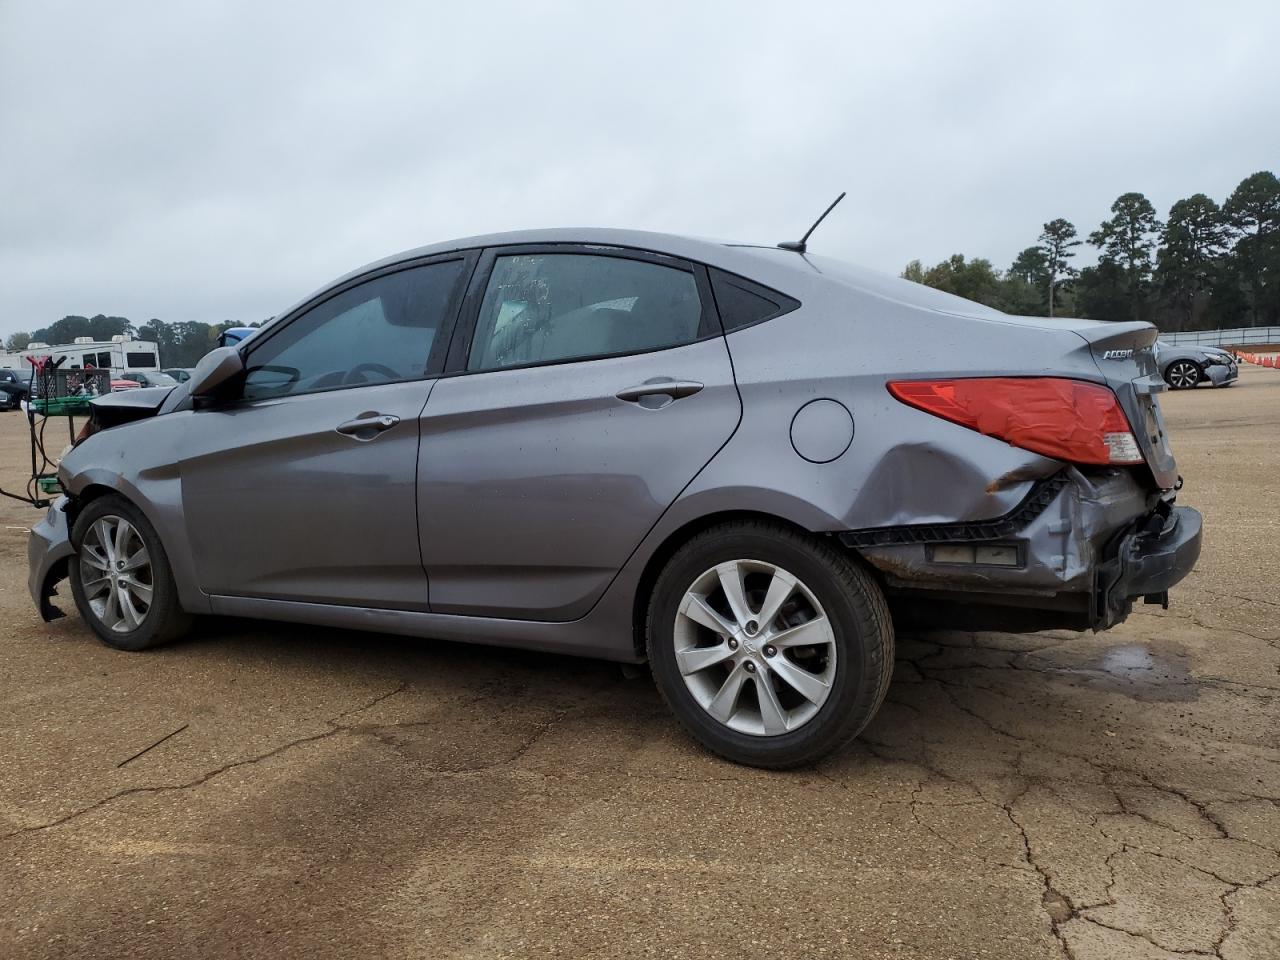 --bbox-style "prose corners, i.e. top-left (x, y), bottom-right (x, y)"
top-left (270, 227), bottom-right (1010, 328)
